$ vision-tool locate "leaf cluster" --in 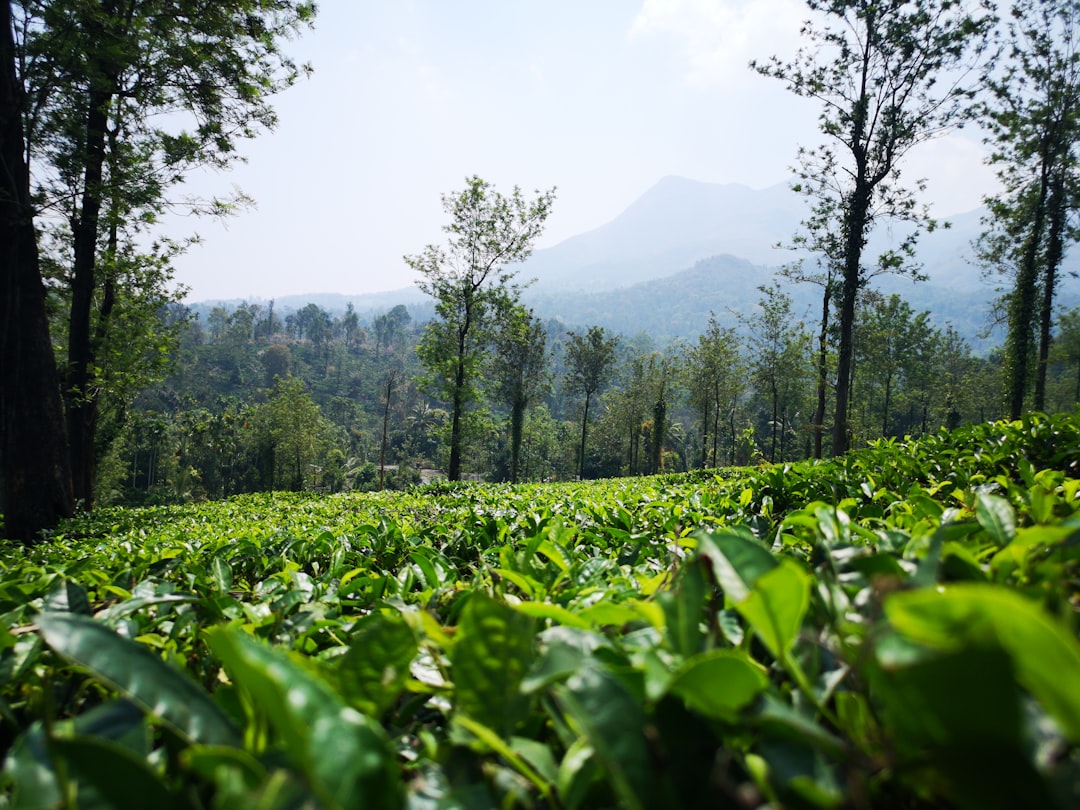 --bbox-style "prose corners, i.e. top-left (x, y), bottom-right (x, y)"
top-left (0, 411), bottom-right (1079, 806)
